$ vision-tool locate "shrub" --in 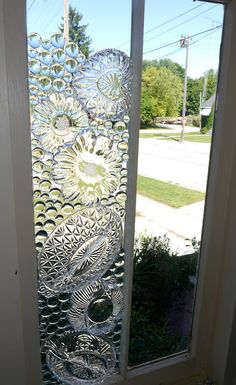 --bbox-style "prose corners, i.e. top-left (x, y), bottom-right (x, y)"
top-left (192, 116), bottom-right (200, 127)
top-left (200, 126), bottom-right (209, 134)
top-left (206, 103), bottom-right (215, 130)
top-left (129, 234), bottom-right (199, 366)
top-left (129, 311), bottom-right (186, 366)
top-left (200, 104), bottom-right (215, 134)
